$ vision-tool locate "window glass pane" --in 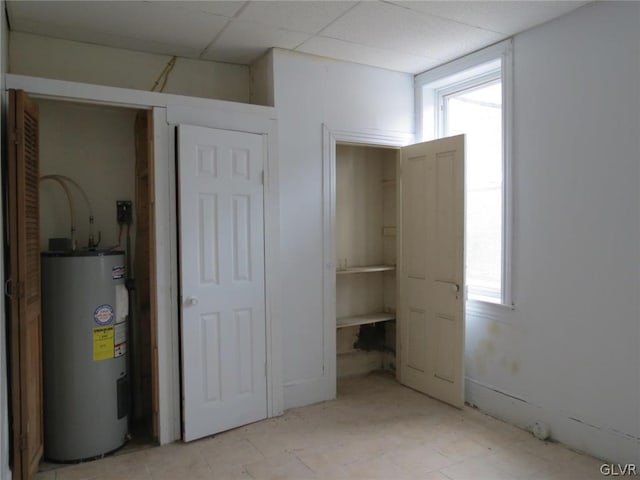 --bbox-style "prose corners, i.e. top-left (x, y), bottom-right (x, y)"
top-left (444, 80), bottom-right (502, 299)
top-left (466, 188), bottom-right (502, 297)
